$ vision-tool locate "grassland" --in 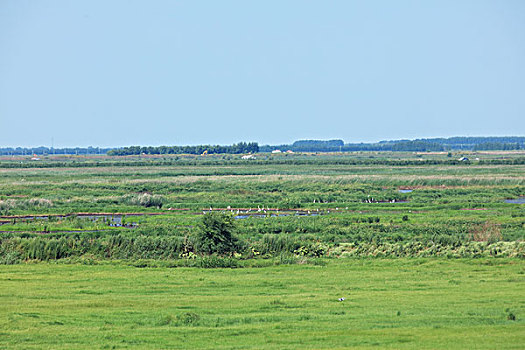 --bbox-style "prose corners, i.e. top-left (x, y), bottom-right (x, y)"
top-left (1, 259), bottom-right (524, 349)
top-left (0, 152), bottom-right (524, 348)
